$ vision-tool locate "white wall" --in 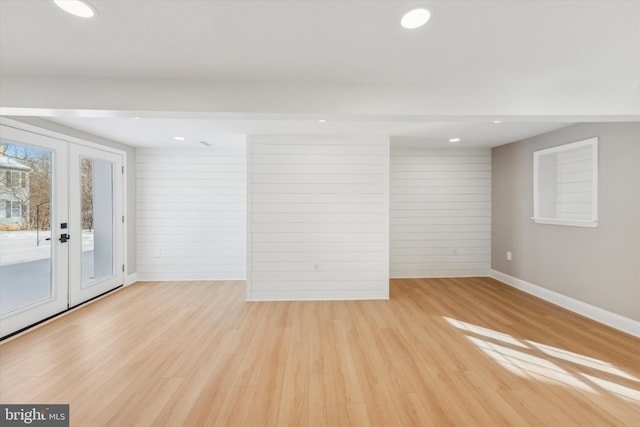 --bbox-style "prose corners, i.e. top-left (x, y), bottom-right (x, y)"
top-left (248, 135), bottom-right (389, 300)
top-left (390, 146), bottom-right (491, 278)
top-left (136, 144), bottom-right (246, 281)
